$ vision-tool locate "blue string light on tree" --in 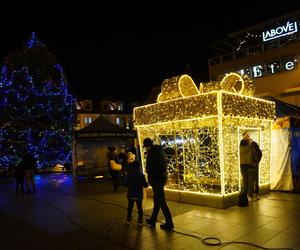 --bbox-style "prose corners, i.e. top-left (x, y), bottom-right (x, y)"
top-left (0, 32), bottom-right (75, 169)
